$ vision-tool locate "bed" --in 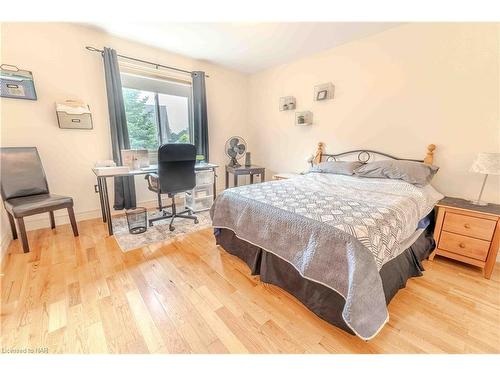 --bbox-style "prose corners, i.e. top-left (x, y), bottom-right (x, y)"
top-left (210, 143), bottom-right (443, 340)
